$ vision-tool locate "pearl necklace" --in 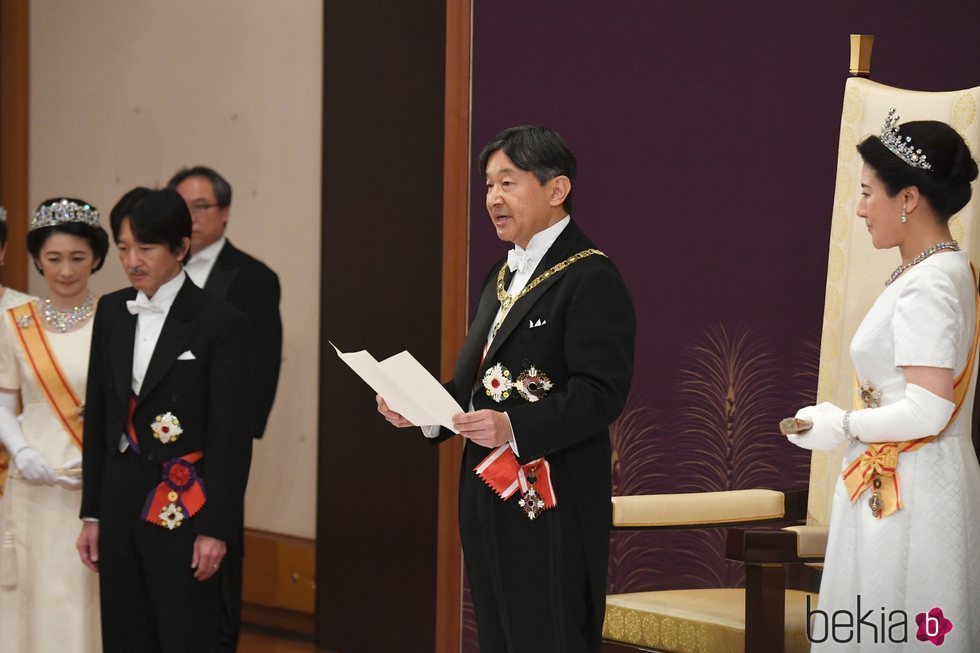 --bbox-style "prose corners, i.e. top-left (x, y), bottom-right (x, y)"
top-left (40, 292), bottom-right (95, 333)
top-left (885, 240), bottom-right (960, 286)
